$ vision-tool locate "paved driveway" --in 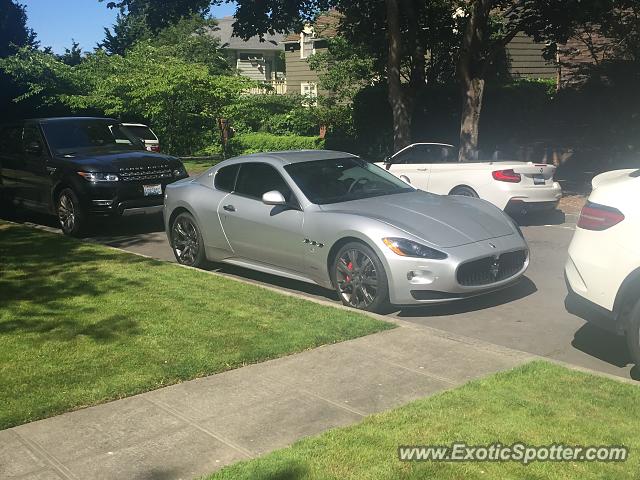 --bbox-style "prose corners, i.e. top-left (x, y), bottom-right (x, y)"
top-left (9, 208), bottom-right (638, 380)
